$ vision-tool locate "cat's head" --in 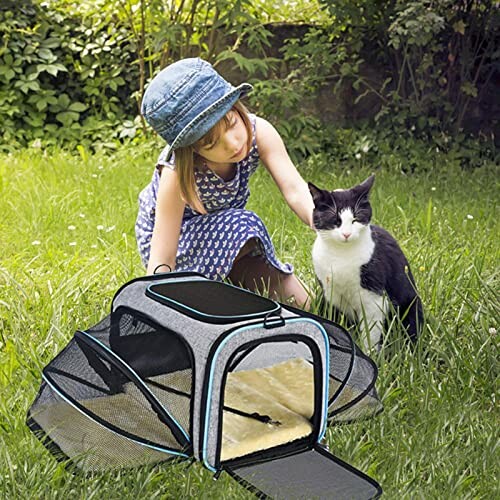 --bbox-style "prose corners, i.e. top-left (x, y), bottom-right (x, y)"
top-left (308, 175), bottom-right (375, 244)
